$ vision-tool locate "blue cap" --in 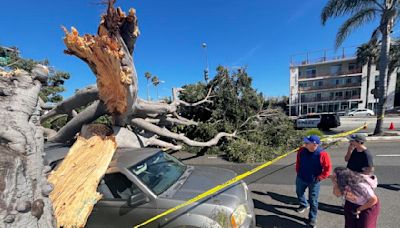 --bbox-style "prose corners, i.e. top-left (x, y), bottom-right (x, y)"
top-left (304, 135), bottom-right (321, 144)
